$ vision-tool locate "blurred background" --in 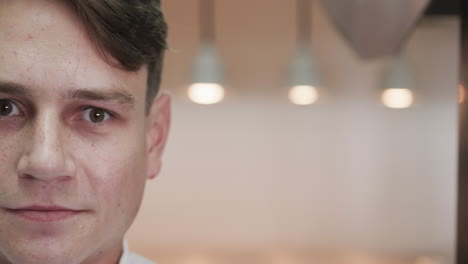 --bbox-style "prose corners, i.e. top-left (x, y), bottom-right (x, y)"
top-left (127, 0), bottom-right (459, 263)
